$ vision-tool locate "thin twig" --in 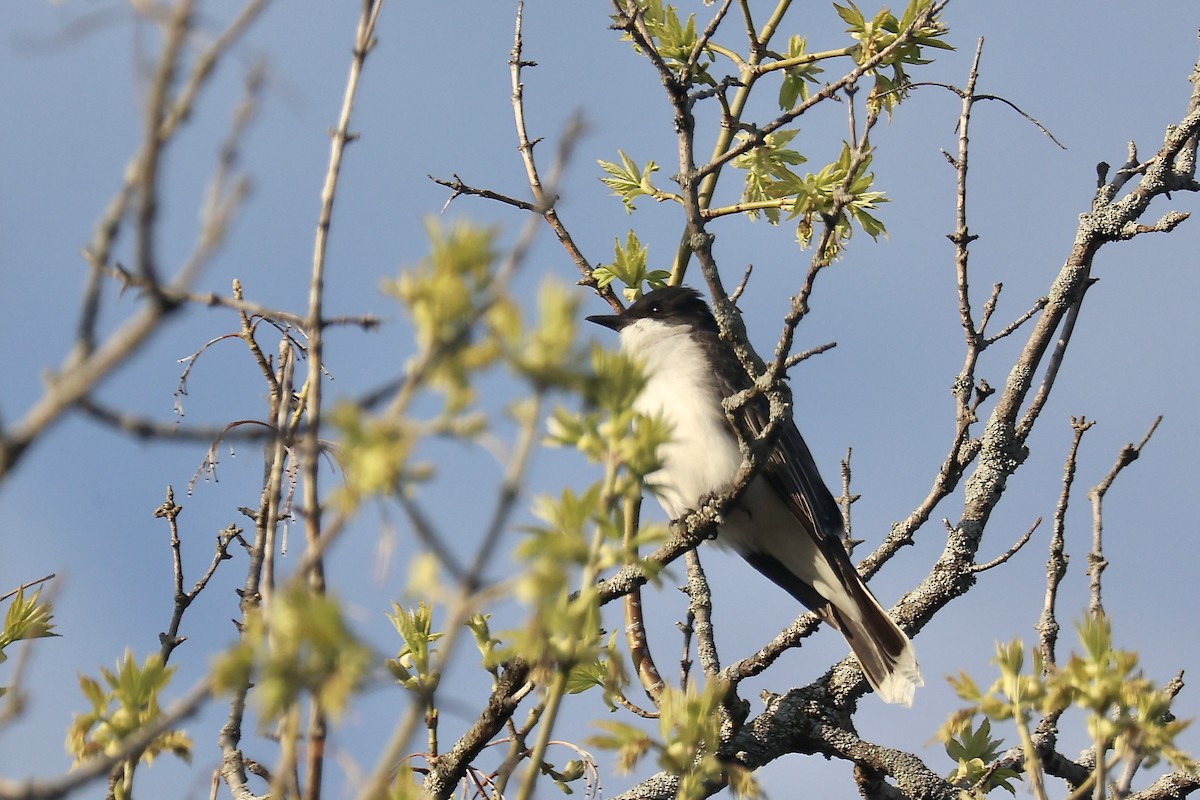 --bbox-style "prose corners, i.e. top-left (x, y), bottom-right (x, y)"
top-left (838, 448), bottom-right (862, 556)
top-left (431, 174), bottom-right (536, 213)
top-left (396, 493), bottom-right (469, 584)
top-left (134, 0), bottom-right (193, 293)
top-left (949, 39), bottom-right (986, 346)
top-left (970, 517), bottom-right (1040, 573)
top-left (0, 575), bottom-right (57, 605)
top-left (153, 486), bottom-right (239, 663)
top-left (1038, 417), bottom-right (1093, 670)
top-left (1086, 417), bottom-right (1162, 618)
top-left (782, 340), bottom-right (836, 371)
top-left (986, 295), bottom-right (1049, 346)
top-left (1016, 279), bottom-right (1096, 443)
top-left (624, 497), bottom-right (665, 703)
top-left (912, 81), bottom-right (1067, 151)
top-left (299, 3), bottom-right (385, 795)
top-left (728, 263), bottom-right (753, 303)
top-left (508, 2), bottom-right (600, 293)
